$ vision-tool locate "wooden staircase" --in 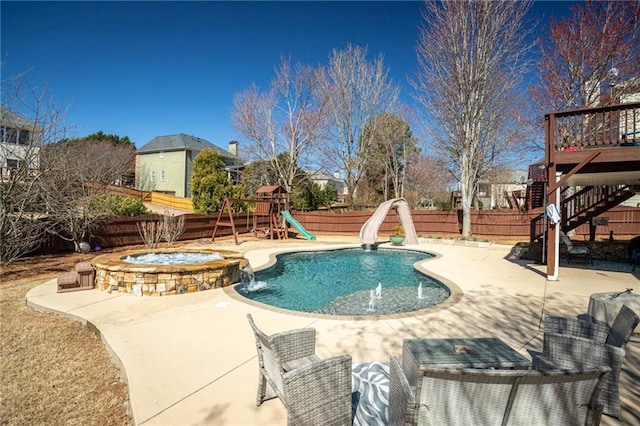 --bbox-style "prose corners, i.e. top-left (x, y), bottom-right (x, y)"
top-left (525, 182), bottom-right (546, 210)
top-left (561, 184), bottom-right (638, 236)
top-left (529, 184), bottom-right (638, 242)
